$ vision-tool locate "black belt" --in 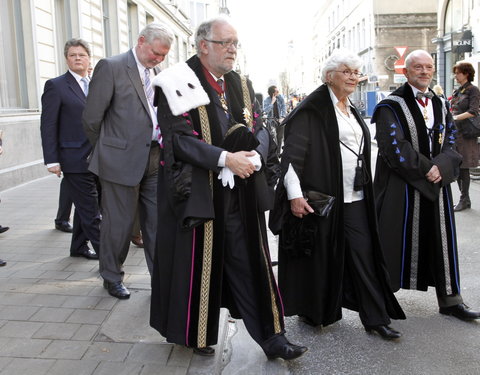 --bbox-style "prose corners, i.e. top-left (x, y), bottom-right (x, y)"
top-left (151, 141), bottom-right (159, 147)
